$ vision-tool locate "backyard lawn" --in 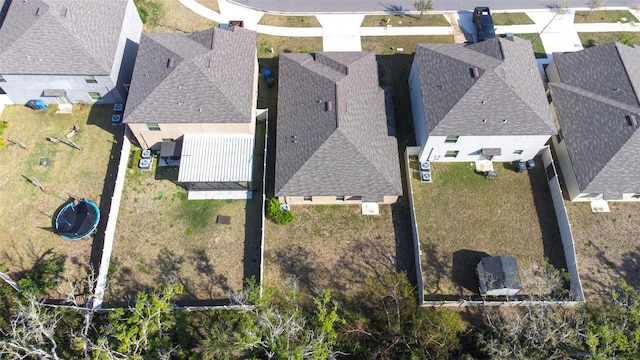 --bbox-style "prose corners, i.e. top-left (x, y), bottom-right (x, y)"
top-left (264, 203), bottom-right (414, 302)
top-left (105, 124), bottom-right (266, 306)
top-left (410, 160), bottom-right (566, 299)
top-left (0, 104), bottom-right (121, 299)
top-left (567, 201), bottom-right (640, 302)
top-left (141, 0), bottom-right (217, 33)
